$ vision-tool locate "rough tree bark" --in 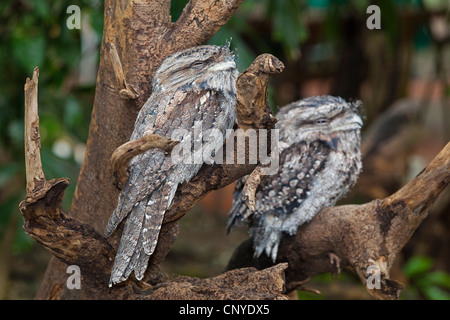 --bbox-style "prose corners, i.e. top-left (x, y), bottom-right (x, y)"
top-left (20, 0), bottom-right (449, 300)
